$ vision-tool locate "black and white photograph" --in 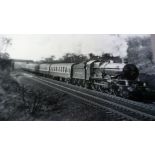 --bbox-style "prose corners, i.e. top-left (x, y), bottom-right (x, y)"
top-left (1, 1), bottom-right (155, 155)
top-left (0, 34), bottom-right (155, 121)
